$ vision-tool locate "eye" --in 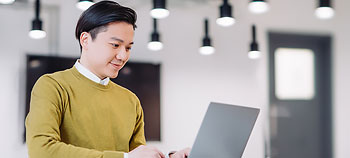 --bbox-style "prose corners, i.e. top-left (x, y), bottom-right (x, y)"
top-left (126, 47), bottom-right (132, 51)
top-left (111, 43), bottom-right (119, 48)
